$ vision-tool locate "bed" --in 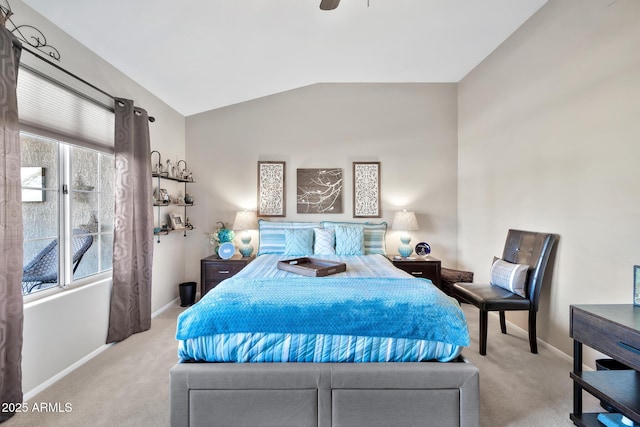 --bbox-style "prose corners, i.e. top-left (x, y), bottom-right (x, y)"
top-left (170, 220), bottom-right (479, 426)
